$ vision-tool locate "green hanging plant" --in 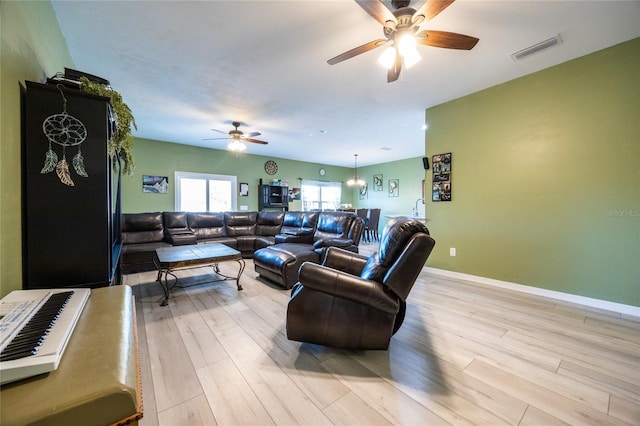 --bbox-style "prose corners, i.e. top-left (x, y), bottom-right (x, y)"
top-left (79, 76), bottom-right (137, 175)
